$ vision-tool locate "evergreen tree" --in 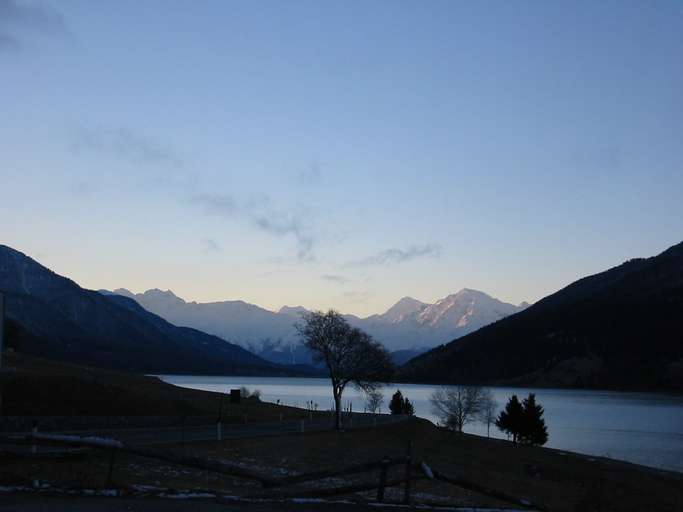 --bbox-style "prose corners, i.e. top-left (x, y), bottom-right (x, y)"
top-left (495, 394), bottom-right (524, 443)
top-left (389, 390), bottom-right (415, 415)
top-left (389, 390), bottom-right (405, 415)
top-left (403, 398), bottom-right (415, 416)
top-left (520, 394), bottom-right (548, 446)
